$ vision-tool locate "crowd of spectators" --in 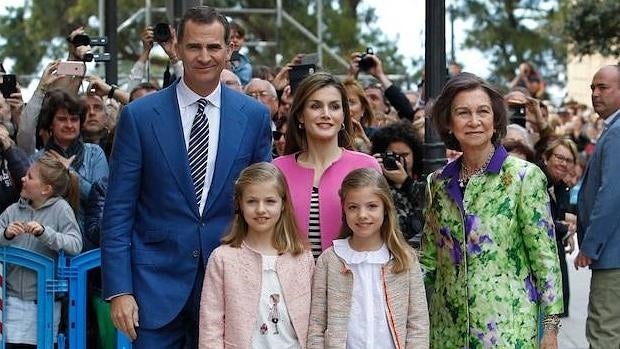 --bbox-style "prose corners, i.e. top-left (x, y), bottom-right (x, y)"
top-left (0, 11), bottom-right (611, 348)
